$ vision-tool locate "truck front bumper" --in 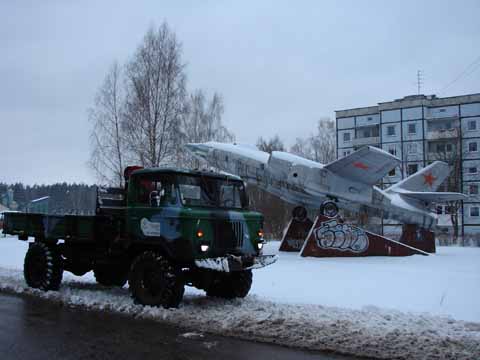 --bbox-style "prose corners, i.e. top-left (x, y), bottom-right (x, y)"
top-left (194, 254), bottom-right (278, 273)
